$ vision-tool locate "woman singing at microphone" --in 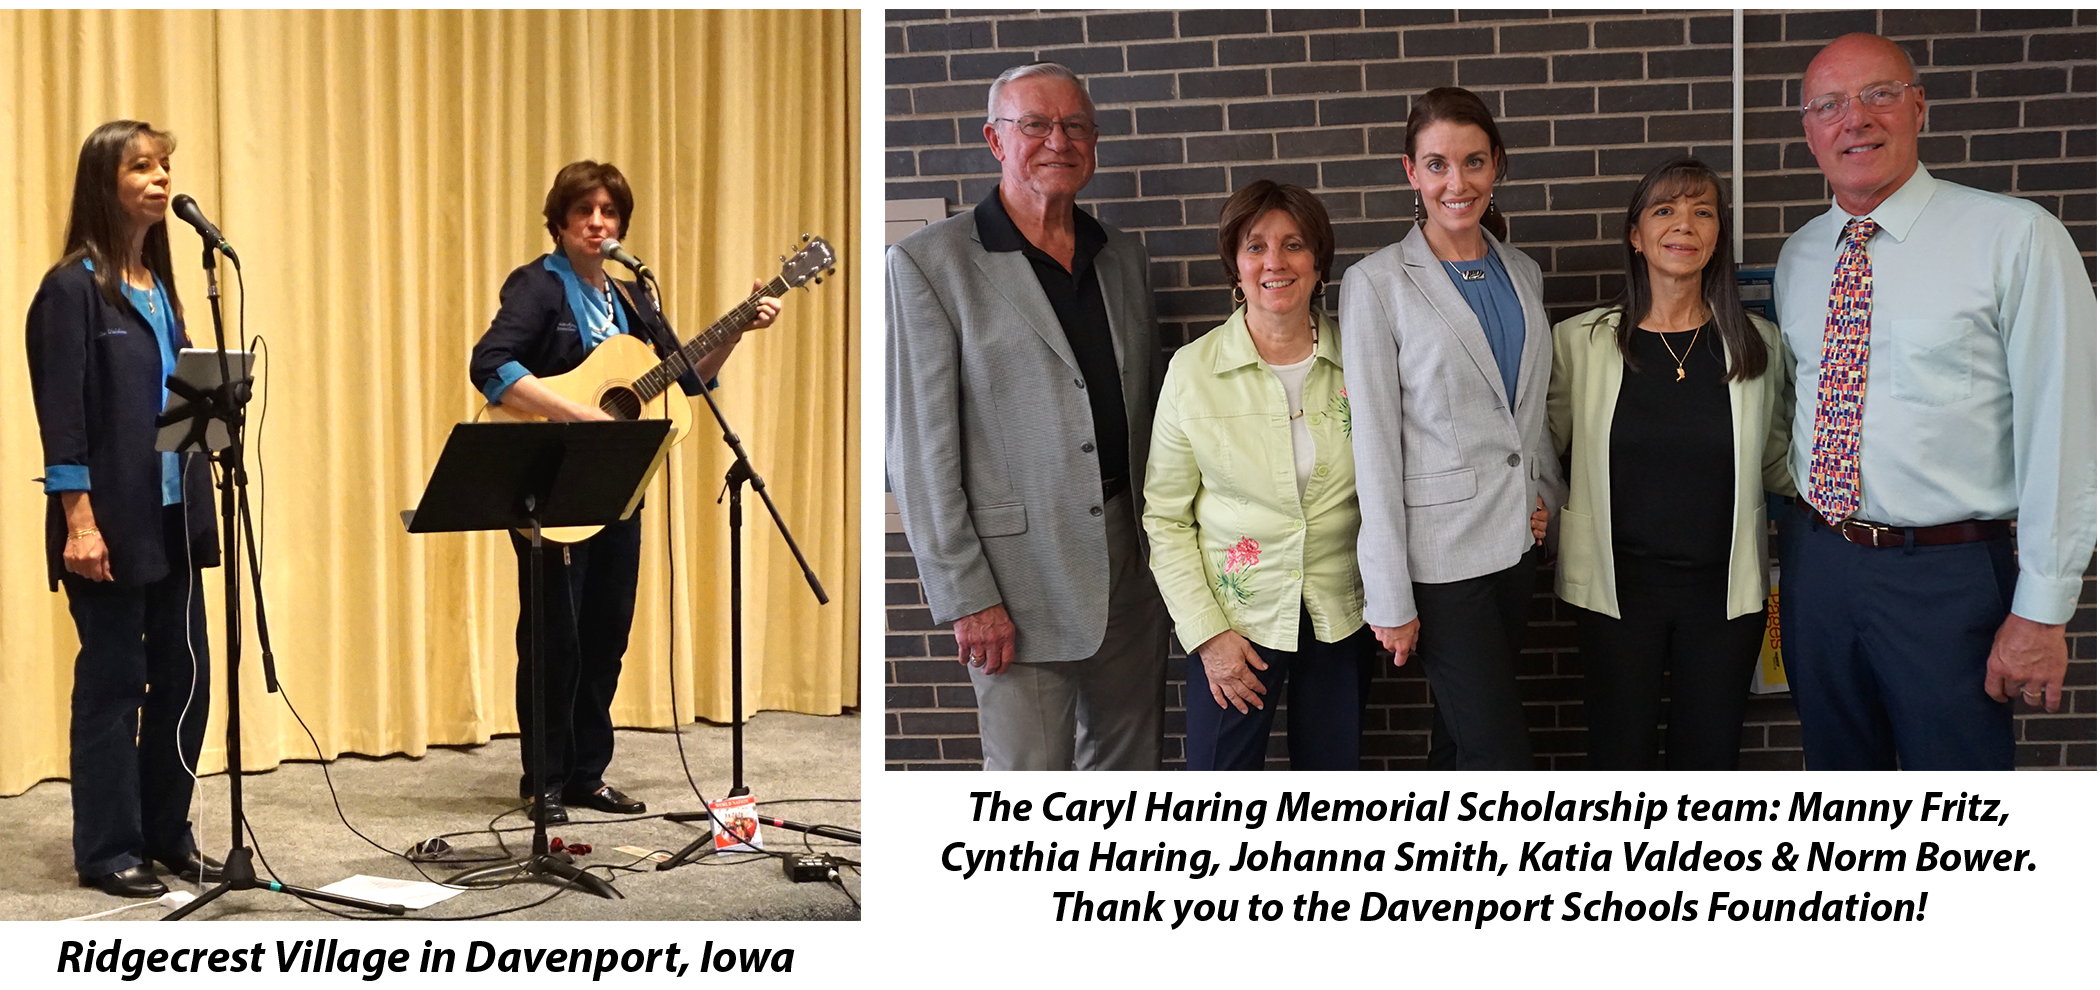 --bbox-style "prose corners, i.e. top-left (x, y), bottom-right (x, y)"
top-left (25, 120), bottom-right (222, 898)
top-left (468, 160), bottom-right (781, 824)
